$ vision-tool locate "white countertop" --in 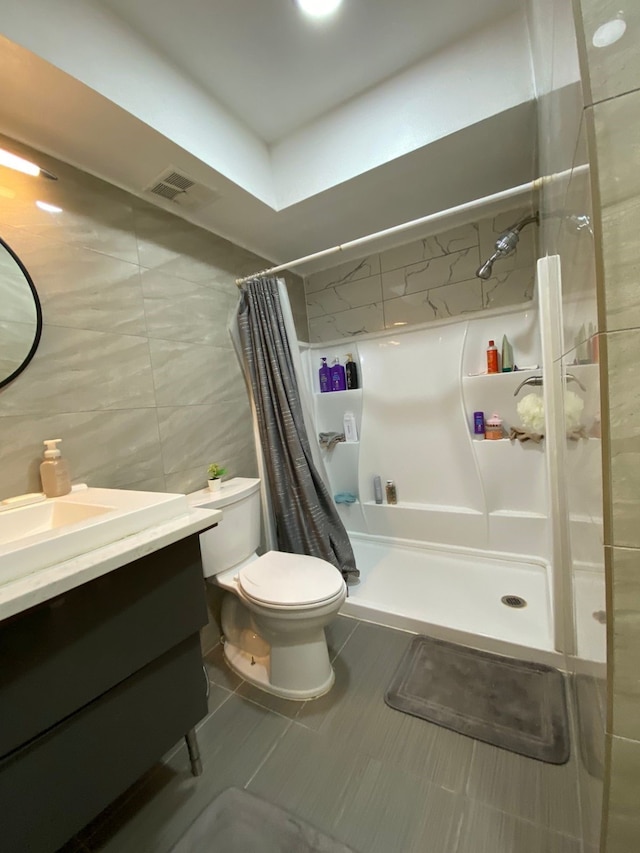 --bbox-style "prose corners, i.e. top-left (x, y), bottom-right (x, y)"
top-left (0, 506), bottom-right (221, 623)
